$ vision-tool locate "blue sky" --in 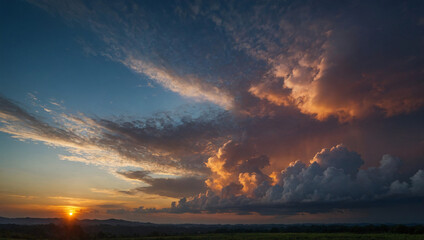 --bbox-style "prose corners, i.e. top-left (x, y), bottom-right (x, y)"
top-left (0, 0), bottom-right (189, 117)
top-left (0, 0), bottom-right (423, 224)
